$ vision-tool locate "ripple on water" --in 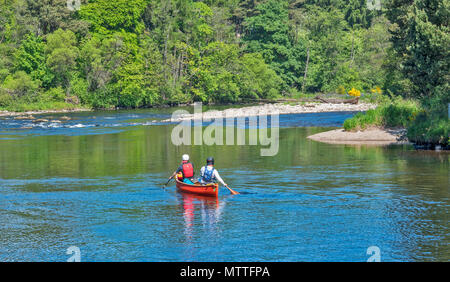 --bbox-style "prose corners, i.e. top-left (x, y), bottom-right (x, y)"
top-left (0, 110), bottom-right (448, 261)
